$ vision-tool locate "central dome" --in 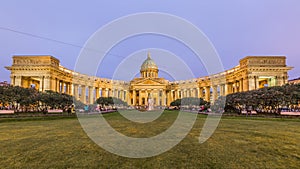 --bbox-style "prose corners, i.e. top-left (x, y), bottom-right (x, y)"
top-left (140, 52), bottom-right (158, 71)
